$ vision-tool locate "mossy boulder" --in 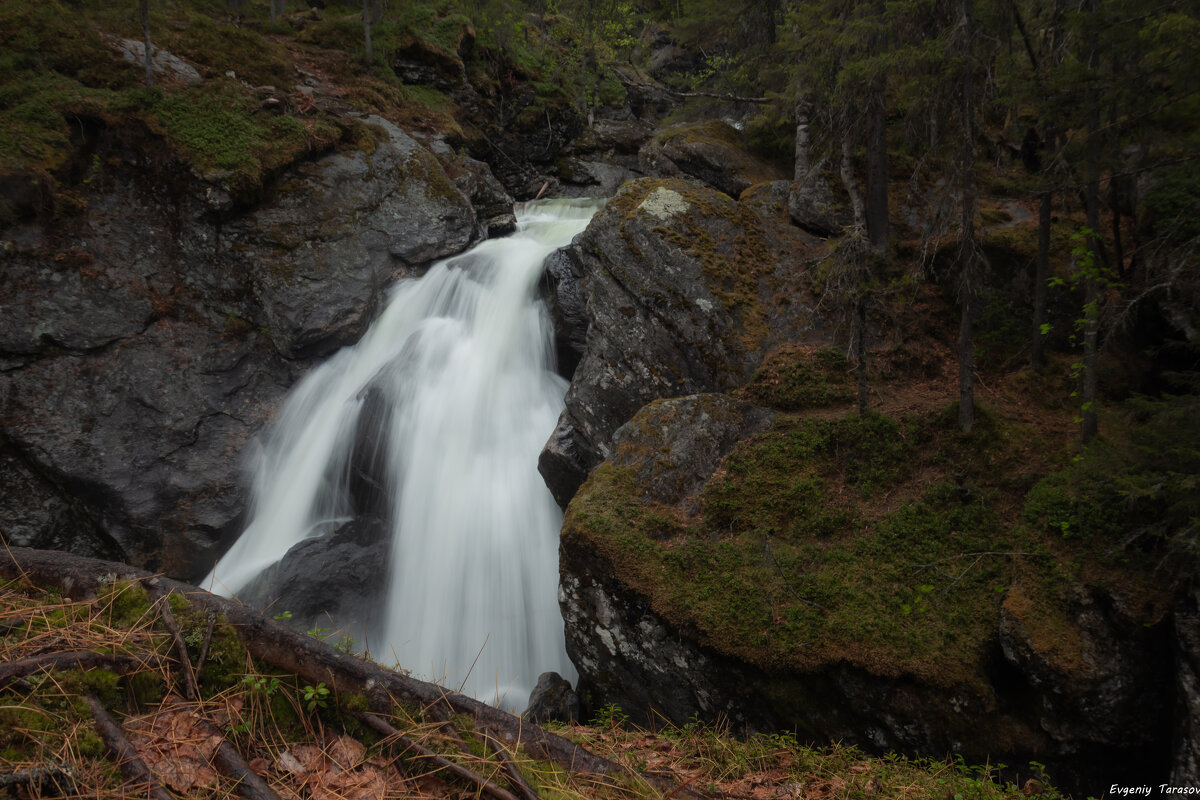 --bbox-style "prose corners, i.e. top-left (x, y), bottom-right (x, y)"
top-left (538, 177), bottom-right (813, 505)
top-left (560, 395), bottom-right (1180, 795)
top-left (638, 120), bottom-right (784, 199)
